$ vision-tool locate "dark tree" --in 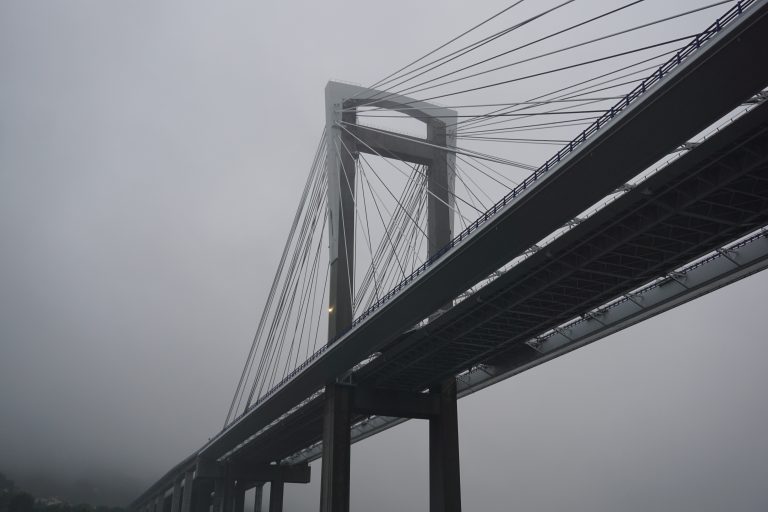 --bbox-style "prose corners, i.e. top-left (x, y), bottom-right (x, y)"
top-left (8, 493), bottom-right (34, 512)
top-left (0, 474), bottom-right (14, 493)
